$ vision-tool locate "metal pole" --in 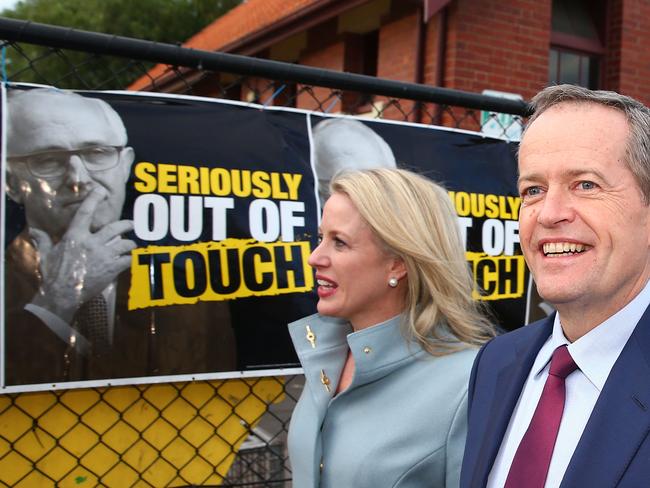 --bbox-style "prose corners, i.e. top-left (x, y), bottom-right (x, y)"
top-left (0, 17), bottom-right (531, 116)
